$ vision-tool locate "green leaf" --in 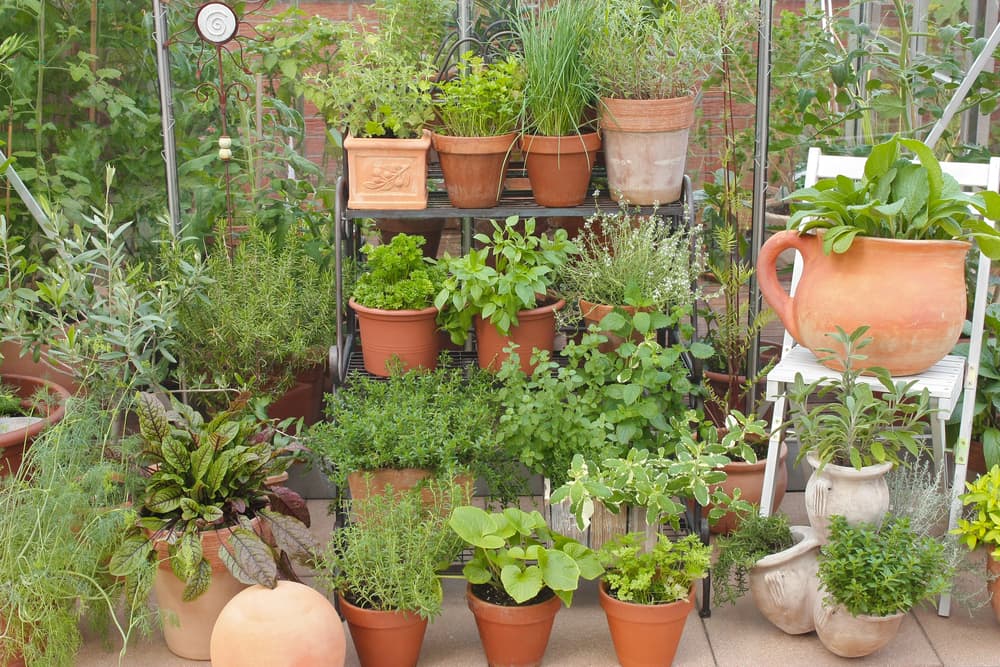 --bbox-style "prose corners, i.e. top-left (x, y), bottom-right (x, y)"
top-left (538, 548), bottom-right (581, 593)
top-left (500, 564), bottom-right (543, 604)
top-left (146, 486), bottom-right (184, 514)
top-left (462, 560), bottom-right (492, 585)
top-left (181, 558), bottom-right (213, 602)
top-left (219, 527), bottom-right (278, 588)
top-left (108, 534), bottom-right (154, 577)
top-left (260, 509), bottom-right (320, 561)
top-left (449, 506), bottom-right (505, 549)
top-left (689, 342), bottom-right (714, 359)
